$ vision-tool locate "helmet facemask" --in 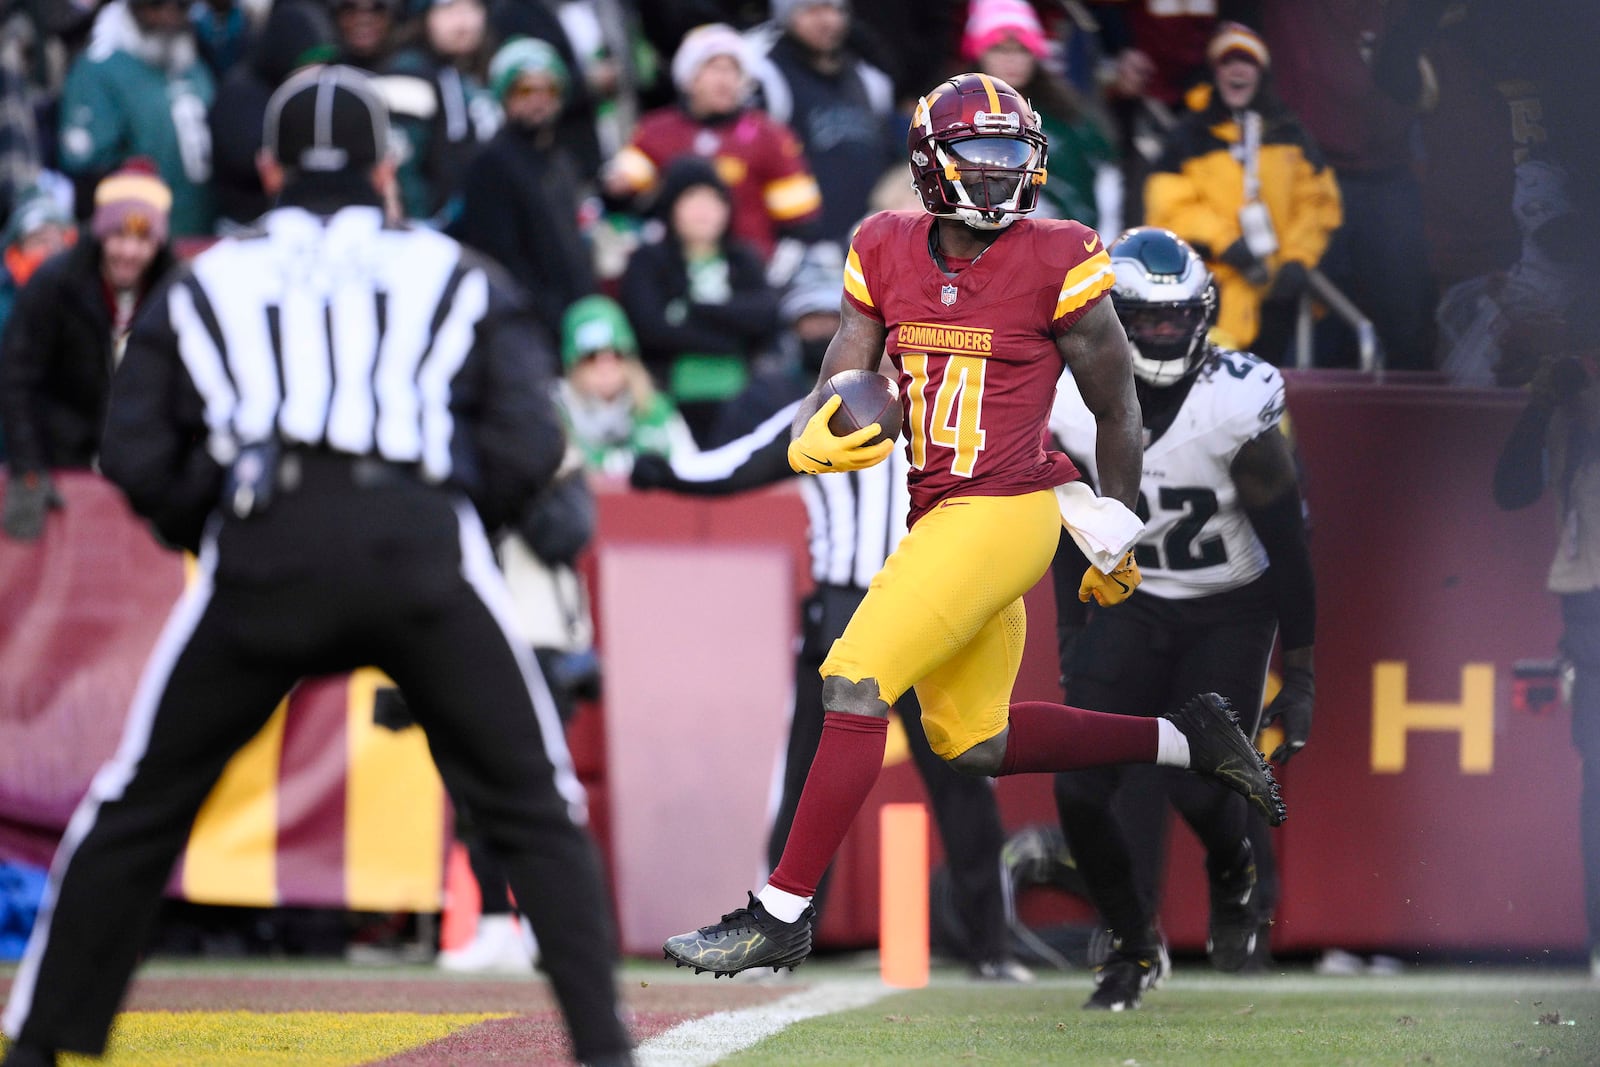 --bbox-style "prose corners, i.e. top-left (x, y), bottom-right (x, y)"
top-left (1117, 293), bottom-right (1215, 386)
top-left (1107, 227), bottom-right (1217, 387)
top-left (933, 134), bottom-right (1045, 230)
top-left (908, 75), bottom-right (1049, 231)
